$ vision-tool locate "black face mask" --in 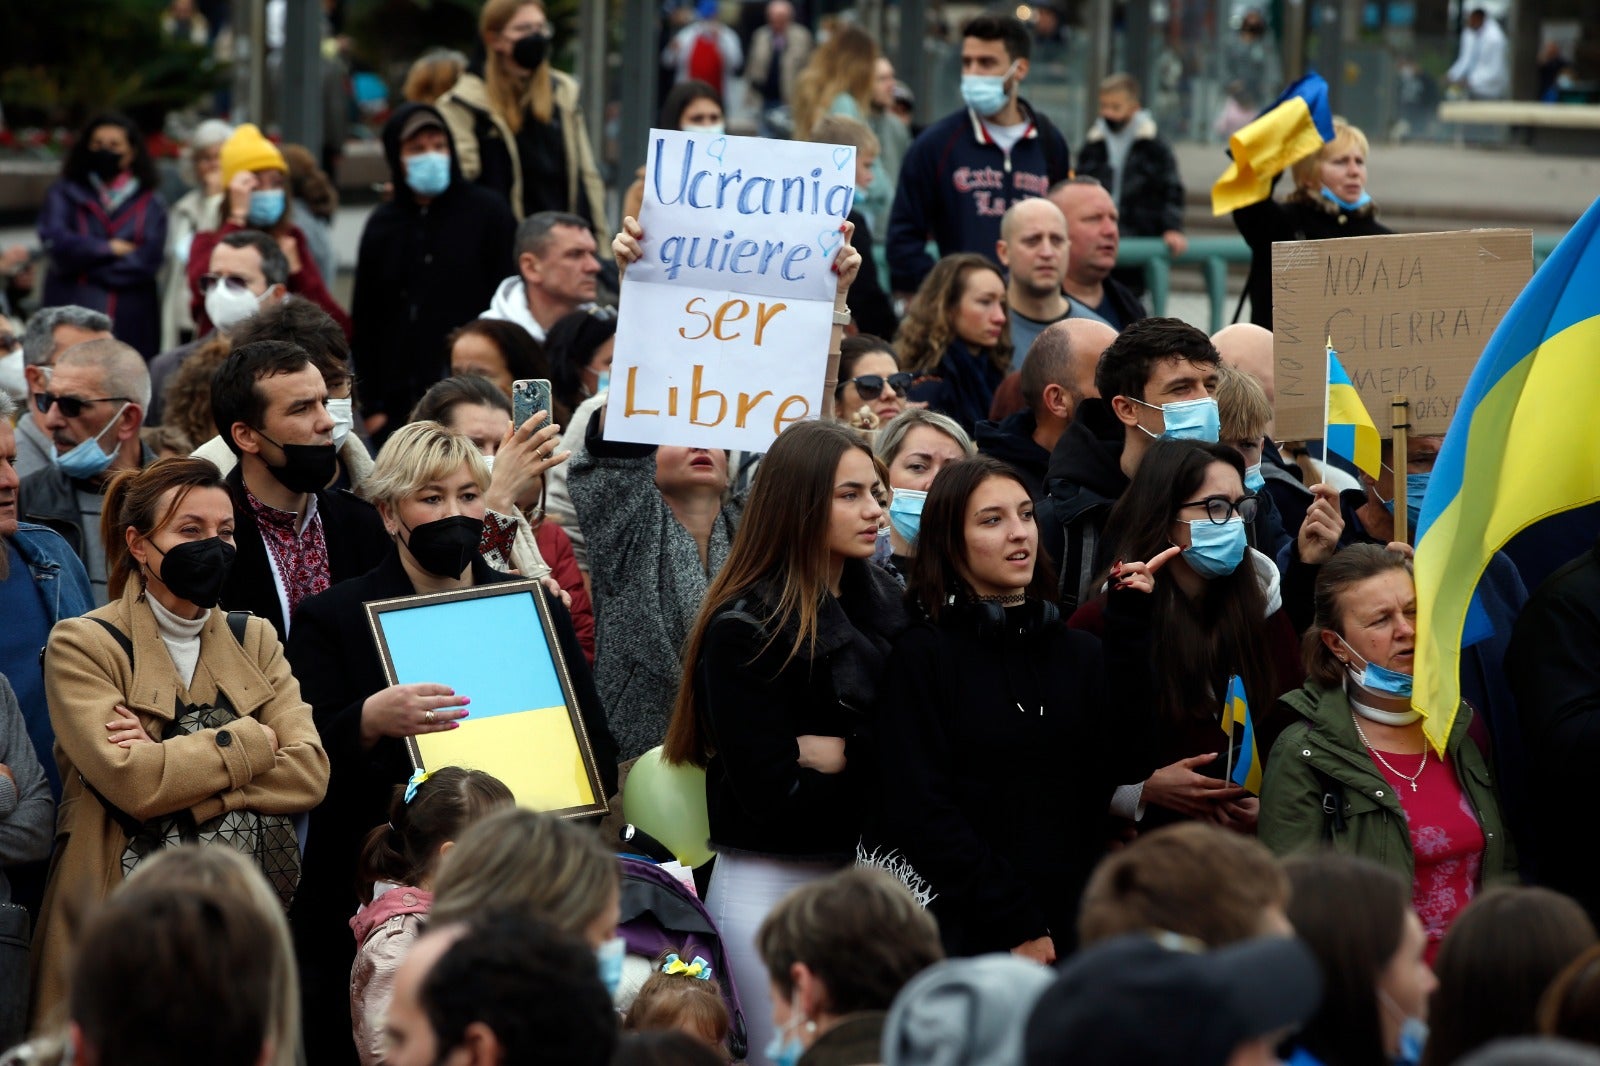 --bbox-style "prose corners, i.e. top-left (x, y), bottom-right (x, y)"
top-left (512, 32), bottom-right (551, 71)
top-left (257, 432), bottom-right (337, 495)
top-left (150, 537), bottom-right (237, 609)
top-left (400, 515), bottom-right (483, 578)
top-left (87, 148), bottom-right (125, 181)
top-left (1102, 115), bottom-right (1130, 132)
